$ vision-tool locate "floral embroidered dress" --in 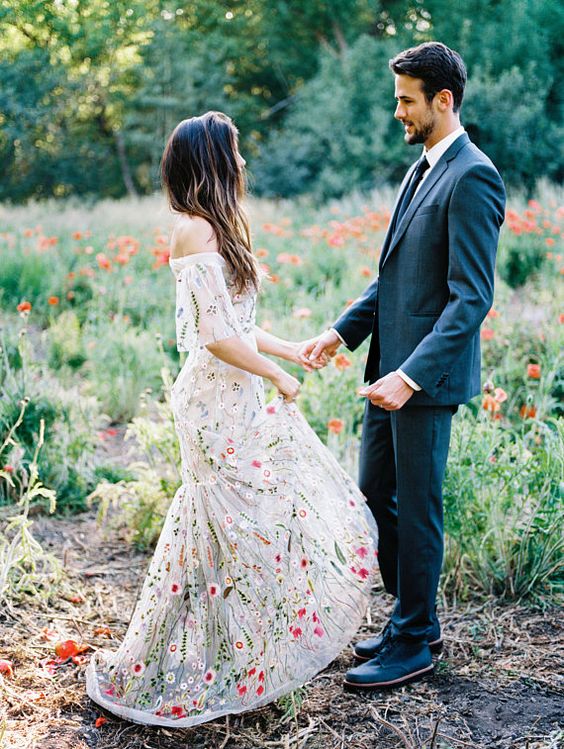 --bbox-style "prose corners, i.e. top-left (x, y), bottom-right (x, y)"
top-left (85, 251), bottom-right (379, 727)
